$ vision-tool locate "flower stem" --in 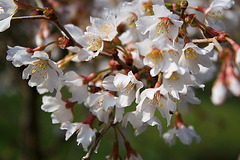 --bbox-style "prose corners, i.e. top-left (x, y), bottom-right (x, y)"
top-left (12, 15), bottom-right (82, 48)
